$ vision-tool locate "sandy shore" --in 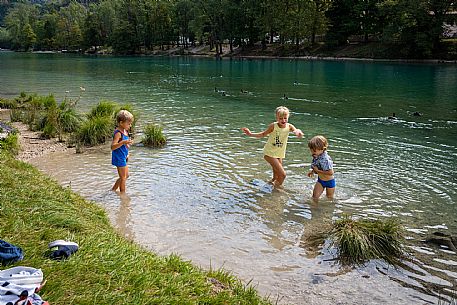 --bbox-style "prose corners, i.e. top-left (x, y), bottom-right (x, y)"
top-left (0, 109), bottom-right (71, 162)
